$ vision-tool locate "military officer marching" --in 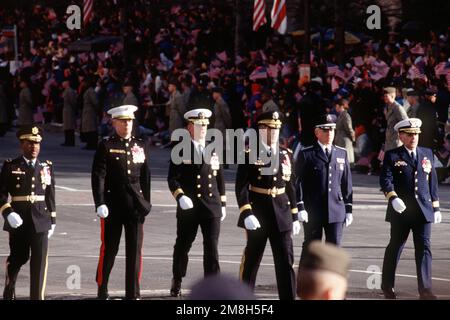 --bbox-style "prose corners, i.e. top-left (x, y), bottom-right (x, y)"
top-left (380, 118), bottom-right (441, 300)
top-left (91, 105), bottom-right (152, 300)
top-left (0, 126), bottom-right (56, 300)
top-left (167, 108), bottom-right (227, 297)
top-left (235, 111), bottom-right (300, 300)
top-left (295, 114), bottom-right (353, 254)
